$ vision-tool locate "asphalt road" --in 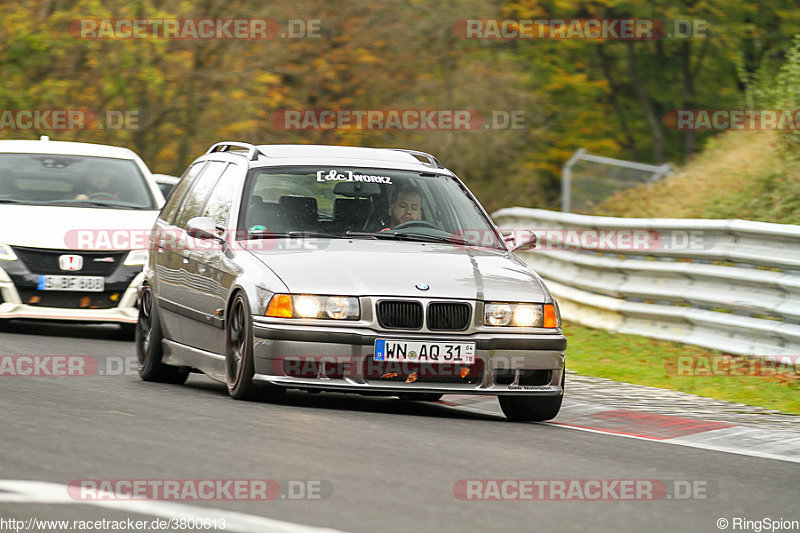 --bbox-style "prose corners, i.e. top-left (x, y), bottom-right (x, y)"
top-left (1, 320), bottom-right (798, 533)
